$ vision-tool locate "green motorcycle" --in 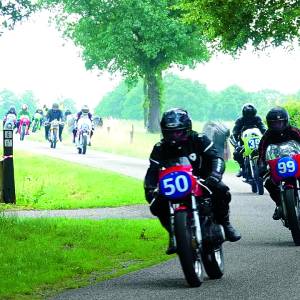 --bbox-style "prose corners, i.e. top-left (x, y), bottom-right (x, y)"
top-left (240, 128), bottom-right (264, 195)
top-left (32, 112), bottom-right (43, 133)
